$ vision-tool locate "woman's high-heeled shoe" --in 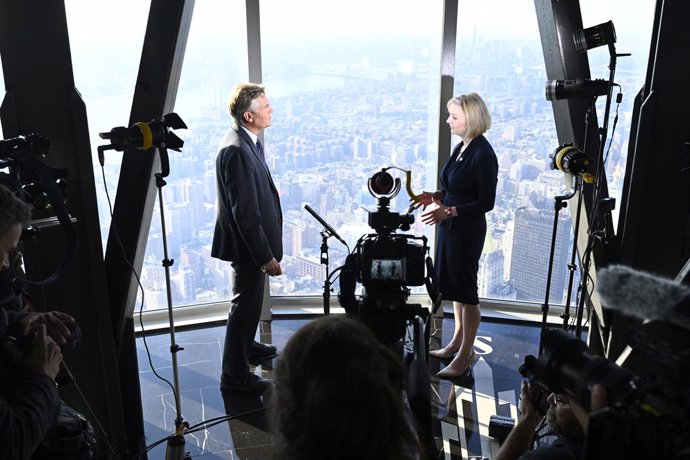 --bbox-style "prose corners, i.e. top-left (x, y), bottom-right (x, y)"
top-left (436, 351), bottom-right (479, 379)
top-left (429, 347), bottom-right (458, 360)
